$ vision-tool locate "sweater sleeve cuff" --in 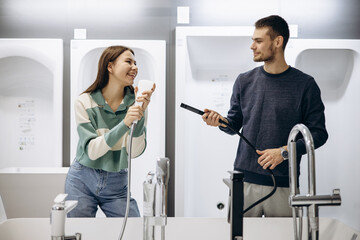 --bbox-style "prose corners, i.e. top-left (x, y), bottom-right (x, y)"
top-left (132, 116), bottom-right (146, 137)
top-left (219, 118), bottom-right (234, 134)
top-left (104, 121), bottom-right (129, 148)
top-left (296, 139), bottom-right (307, 155)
